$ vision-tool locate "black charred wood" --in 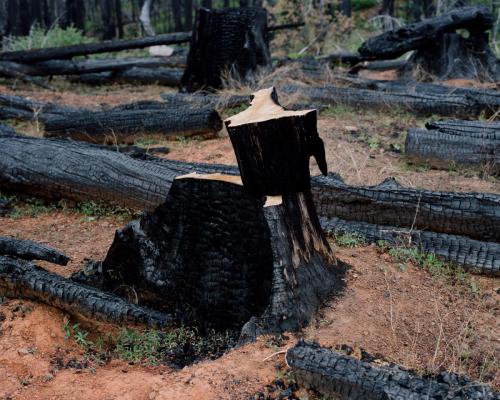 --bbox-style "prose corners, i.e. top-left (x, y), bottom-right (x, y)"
top-left (181, 7), bottom-right (271, 91)
top-left (0, 32), bottom-right (193, 64)
top-left (0, 256), bottom-right (172, 327)
top-left (405, 120), bottom-right (499, 173)
top-left (348, 59), bottom-right (407, 74)
top-left (0, 94), bottom-right (81, 121)
top-left (359, 6), bottom-right (494, 60)
top-left (287, 341), bottom-right (499, 399)
top-left (101, 175), bottom-right (340, 332)
top-left (401, 32), bottom-right (500, 81)
top-left (28, 56), bottom-right (187, 76)
top-left (280, 84), bottom-right (476, 117)
top-left (0, 61), bottom-right (52, 89)
top-left (0, 236), bottom-right (69, 265)
top-left (161, 91), bottom-right (249, 111)
top-left (72, 67), bottom-right (183, 86)
top-left (225, 87), bottom-right (327, 195)
top-left (0, 122), bottom-right (16, 137)
top-left (321, 217), bottom-right (499, 275)
top-left (312, 174), bottom-right (500, 242)
top-left (0, 199), bottom-right (12, 216)
top-left (43, 106), bottom-right (222, 144)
